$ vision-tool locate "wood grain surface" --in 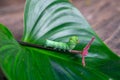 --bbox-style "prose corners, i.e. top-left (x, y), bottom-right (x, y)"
top-left (0, 0), bottom-right (120, 55)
